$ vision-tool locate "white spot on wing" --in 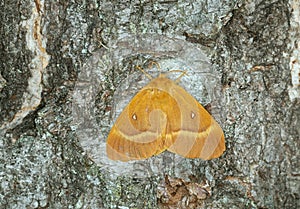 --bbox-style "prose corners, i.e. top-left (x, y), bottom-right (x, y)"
top-left (191, 111), bottom-right (196, 119)
top-left (132, 113), bottom-right (137, 120)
